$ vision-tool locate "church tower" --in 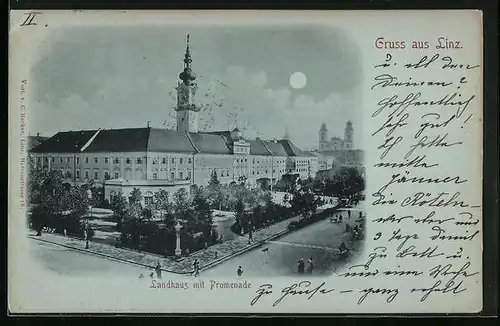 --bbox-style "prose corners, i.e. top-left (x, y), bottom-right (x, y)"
top-left (319, 123), bottom-right (328, 150)
top-left (176, 34), bottom-right (200, 133)
top-left (344, 121), bottom-right (354, 149)
top-left (284, 126), bottom-right (290, 140)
